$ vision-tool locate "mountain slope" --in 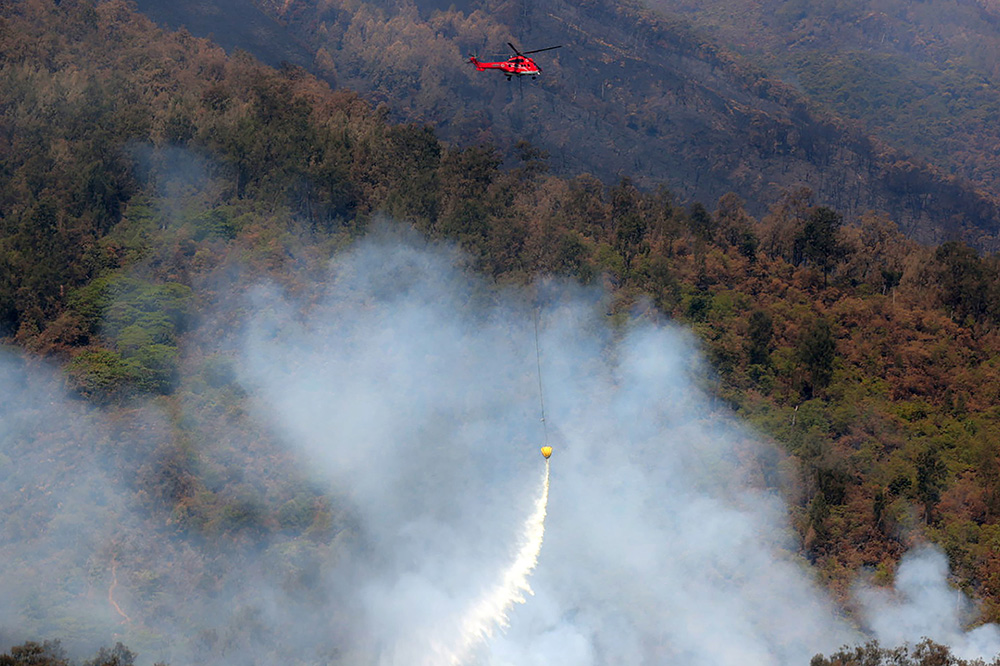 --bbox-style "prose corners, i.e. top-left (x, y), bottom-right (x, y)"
top-left (644, 0), bottom-right (1000, 201)
top-left (6, 1), bottom-right (1000, 658)
top-left (130, 0), bottom-right (315, 68)
top-left (130, 0), bottom-right (1000, 248)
